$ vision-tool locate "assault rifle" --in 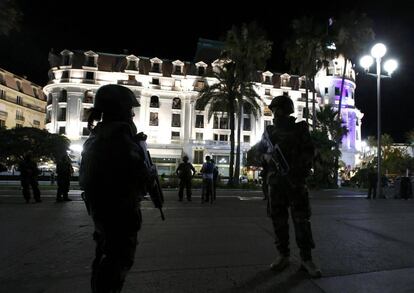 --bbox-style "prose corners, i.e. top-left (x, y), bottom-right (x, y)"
top-left (135, 132), bottom-right (165, 221)
top-left (263, 128), bottom-right (290, 176)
